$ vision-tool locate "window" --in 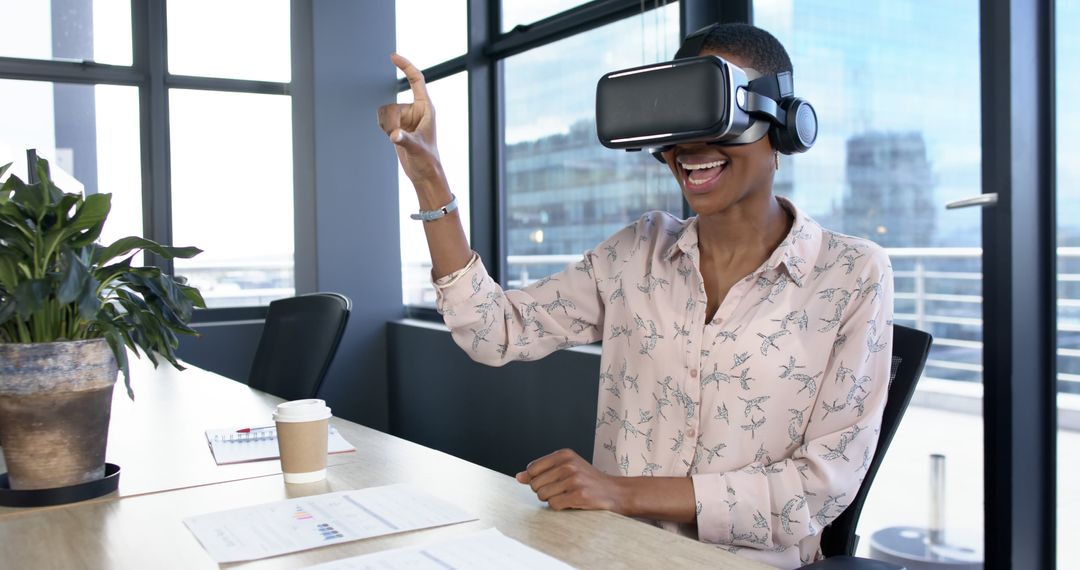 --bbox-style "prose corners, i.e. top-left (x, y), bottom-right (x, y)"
top-left (0, 1), bottom-right (293, 311)
top-left (501, 0), bottom-right (590, 32)
top-left (166, 0), bottom-right (290, 82)
top-left (394, 0), bottom-right (466, 78)
top-left (0, 0), bottom-right (131, 65)
top-left (1056, 0), bottom-right (1079, 566)
top-left (0, 80), bottom-right (142, 249)
top-left (169, 89), bottom-right (294, 308)
top-left (395, 0), bottom-right (469, 306)
top-left (502, 3), bottom-right (680, 286)
top-left (398, 73), bottom-right (471, 306)
top-left (756, 0), bottom-right (984, 560)
top-left (163, 1), bottom-right (293, 308)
